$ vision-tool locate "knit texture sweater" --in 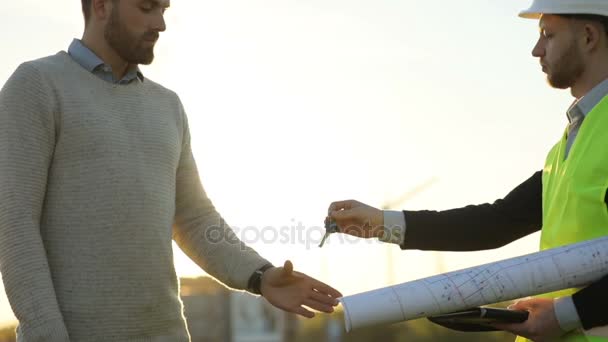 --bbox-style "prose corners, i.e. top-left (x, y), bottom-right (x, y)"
top-left (0, 52), bottom-right (269, 341)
